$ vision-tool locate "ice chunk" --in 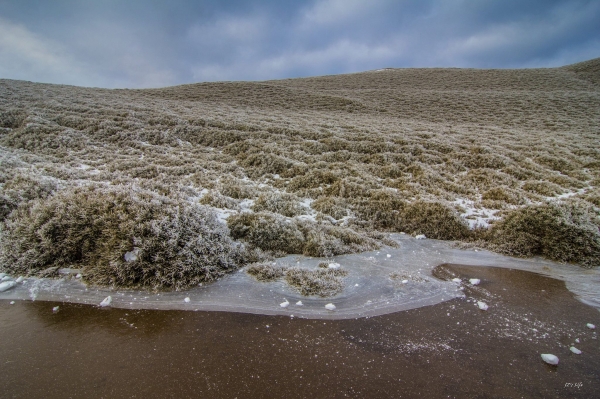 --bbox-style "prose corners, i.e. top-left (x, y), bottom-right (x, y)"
top-left (469, 278), bottom-right (481, 285)
top-left (124, 248), bottom-right (140, 262)
top-left (280, 299), bottom-right (290, 308)
top-left (184, 297), bottom-right (191, 303)
top-left (1, 276), bottom-right (13, 282)
top-left (15, 276), bottom-right (24, 283)
top-left (477, 301), bottom-right (489, 311)
top-left (386, 254), bottom-right (391, 258)
top-left (452, 278), bottom-right (462, 283)
top-left (570, 347), bottom-right (582, 355)
top-left (99, 296), bottom-right (112, 307)
top-left (415, 234), bottom-right (426, 240)
top-left (328, 263), bottom-right (341, 269)
top-left (295, 301), bottom-right (303, 306)
top-left (52, 306), bottom-right (60, 313)
top-left (587, 323), bottom-right (596, 329)
top-left (9, 301), bottom-right (15, 305)
top-left (325, 303), bottom-right (336, 311)
top-left (0, 281), bottom-right (17, 292)
top-left (75, 273), bottom-right (82, 279)
top-left (575, 338), bottom-right (580, 343)
top-left (402, 280), bottom-right (409, 284)
top-left (541, 354), bottom-right (559, 365)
